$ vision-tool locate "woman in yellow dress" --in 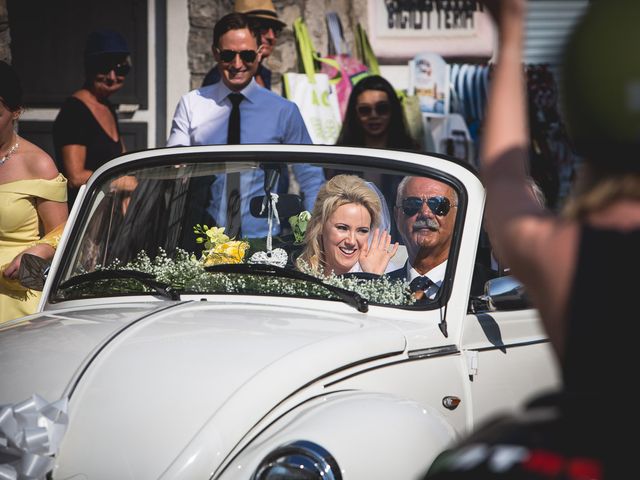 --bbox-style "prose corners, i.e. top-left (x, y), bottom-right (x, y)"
top-left (0, 61), bottom-right (68, 323)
